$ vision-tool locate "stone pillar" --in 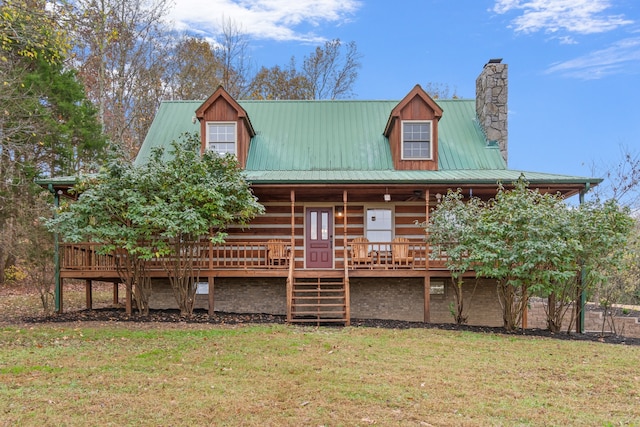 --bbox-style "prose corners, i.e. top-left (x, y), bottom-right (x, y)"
top-left (476, 59), bottom-right (508, 164)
